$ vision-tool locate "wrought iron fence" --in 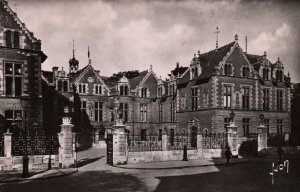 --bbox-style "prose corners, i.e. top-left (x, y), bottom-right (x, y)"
top-left (128, 135), bottom-right (162, 152)
top-left (0, 134), bottom-right (4, 157)
top-left (12, 135), bottom-right (59, 156)
top-left (267, 133), bottom-right (285, 147)
top-left (202, 133), bottom-right (227, 149)
top-left (167, 133), bottom-right (197, 150)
